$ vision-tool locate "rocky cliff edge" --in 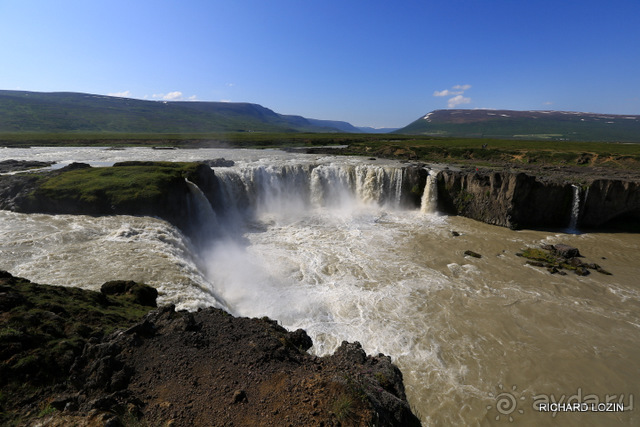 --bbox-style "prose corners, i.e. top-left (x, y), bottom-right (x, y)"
top-left (0, 271), bottom-right (421, 426)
